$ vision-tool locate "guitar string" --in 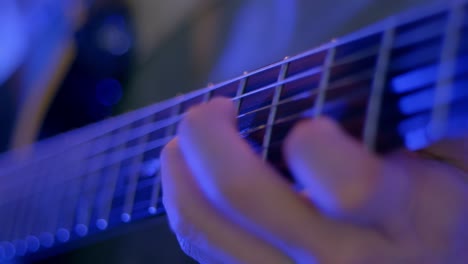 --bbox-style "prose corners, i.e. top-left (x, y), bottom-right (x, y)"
top-left (430, 3), bottom-right (464, 139)
top-left (1, 6), bottom-right (466, 243)
top-left (0, 13), bottom-right (450, 177)
top-left (0, 72), bottom-right (449, 219)
top-left (0, 61), bottom-right (462, 209)
top-left (0, 67), bottom-right (380, 203)
top-left (4, 43), bottom-right (468, 245)
top-left (15, 66), bottom-right (468, 240)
